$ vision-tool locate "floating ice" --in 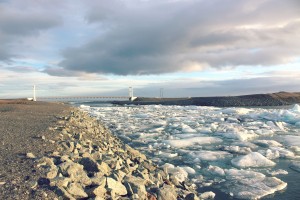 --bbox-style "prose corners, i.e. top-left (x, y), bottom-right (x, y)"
top-left (221, 107), bottom-right (253, 115)
top-left (190, 150), bottom-right (232, 161)
top-left (207, 165), bottom-right (225, 176)
top-left (267, 169), bottom-right (288, 176)
top-left (231, 152), bottom-right (276, 168)
top-left (255, 140), bottom-right (282, 148)
top-left (162, 163), bottom-right (188, 182)
top-left (164, 137), bottom-right (222, 148)
top-left (81, 104), bottom-right (300, 199)
top-left (280, 135), bottom-right (300, 147)
top-left (223, 169), bottom-right (287, 199)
